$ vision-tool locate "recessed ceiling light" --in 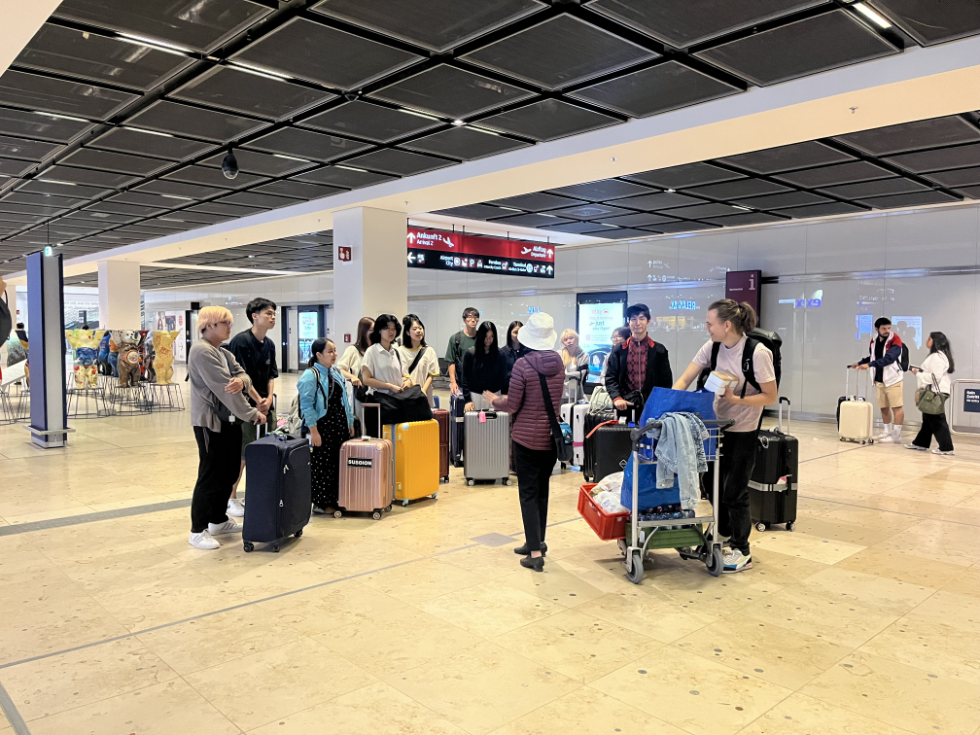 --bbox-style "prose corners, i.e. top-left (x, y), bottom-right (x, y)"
top-left (125, 127), bottom-right (174, 138)
top-left (248, 255), bottom-right (255, 258)
top-left (499, 206), bottom-right (523, 212)
top-left (336, 165), bottom-right (368, 172)
top-left (452, 120), bottom-right (465, 127)
top-left (117, 32), bottom-right (191, 55)
top-left (34, 111), bottom-right (88, 123)
top-left (37, 179), bottom-right (76, 186)
top-left (666, 188), bottom-right (676, 193)
top-left (853, 3), bottom-right (892, 28)
top-left (400, 109), bottom-right (441, 121)
top-left (272, 154), bottom-right (311, 163)
top-left (161, 194), bottom-right (194, 201)
top-left (732, 205), bottom-right (753, 211)
top-left (228, 60), bottom-right (291, 80)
